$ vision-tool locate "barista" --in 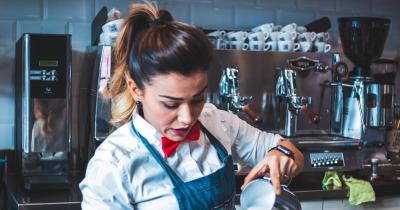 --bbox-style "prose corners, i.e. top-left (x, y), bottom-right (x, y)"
top-left (79, 2), bottom-right (304, 209)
